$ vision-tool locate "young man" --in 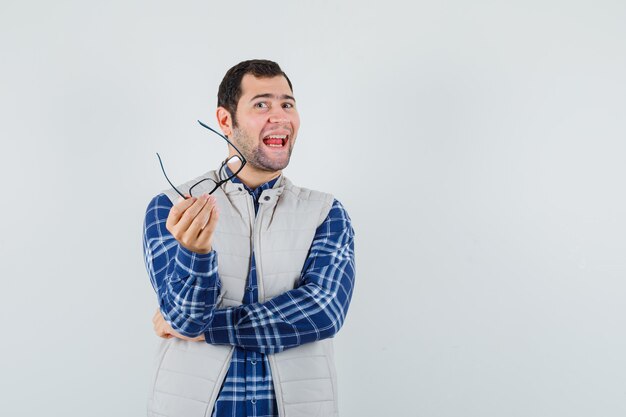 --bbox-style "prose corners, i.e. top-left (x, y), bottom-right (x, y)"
top-left (143, 60), bottom-right (355, 417)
